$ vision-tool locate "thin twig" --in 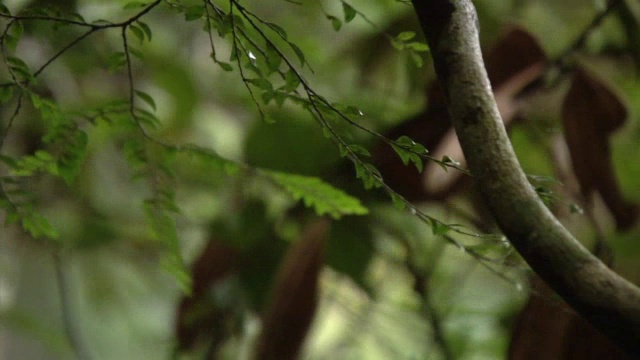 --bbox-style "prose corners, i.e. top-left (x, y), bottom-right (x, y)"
top-left (542, 0), bottom-right (623, 88)
top-left (553, 0), bottom-right (623, 68)
top-left (0, 0), bottom-right (162, 29)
